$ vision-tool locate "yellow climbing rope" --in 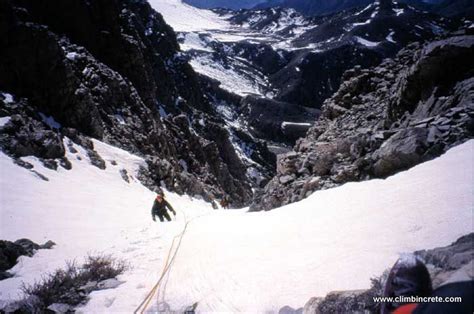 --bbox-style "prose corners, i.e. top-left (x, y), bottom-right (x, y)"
top-left (134, 210), bottom-right (190, 314)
